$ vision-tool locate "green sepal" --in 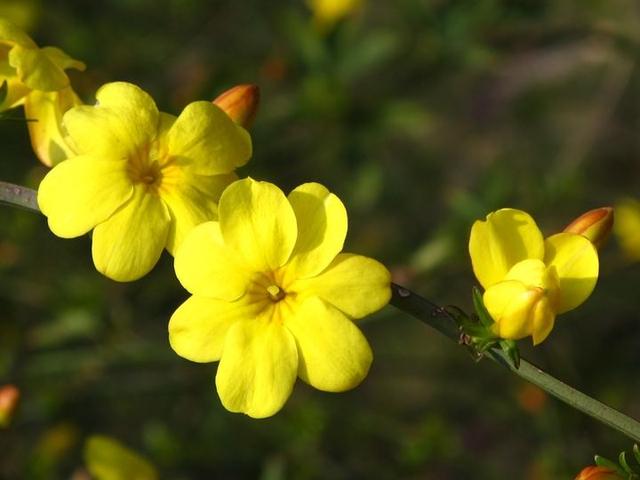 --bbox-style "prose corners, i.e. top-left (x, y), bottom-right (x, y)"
top-left (632, 444), bottom-right (640, 465)
top-left (499, 339), bottom-right (520, 369)
top-left (620, 451), bottom-right (634, 474)
top-left (594, 454), bottom-right (624, 472)
top-left (472, 286), bottom-right (494, 327)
